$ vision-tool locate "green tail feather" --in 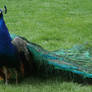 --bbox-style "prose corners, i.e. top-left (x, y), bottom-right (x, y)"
top-left (11, 34), bottom-right (92, 78)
